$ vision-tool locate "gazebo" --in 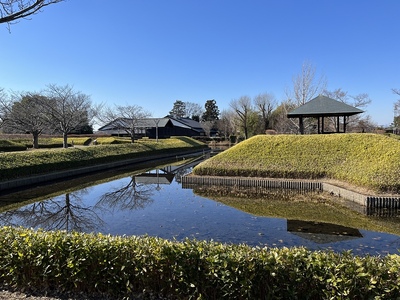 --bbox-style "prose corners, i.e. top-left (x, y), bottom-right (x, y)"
top-left (287, 95), bottom-right (363, 134)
